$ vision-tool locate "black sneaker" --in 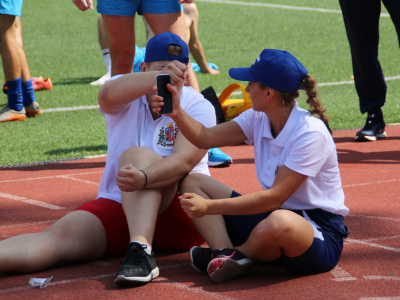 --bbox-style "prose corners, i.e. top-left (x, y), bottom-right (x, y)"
top-left (355, 113), bottom-right (386, 142)
top-left (207, 248), bottom-right (254, 283)
top-left (189, 246), bottom-right (212, 273)
top-left (114, 242), bottom-right (159, 286)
